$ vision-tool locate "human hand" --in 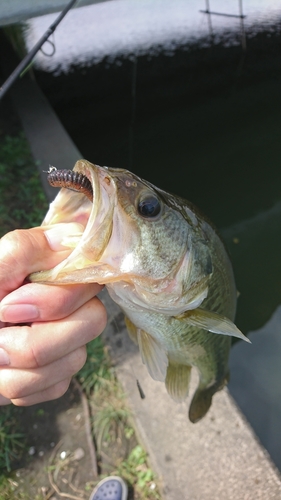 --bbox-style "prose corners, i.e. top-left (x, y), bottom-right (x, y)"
top-left (0, 224), bottom-right (107, 406)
